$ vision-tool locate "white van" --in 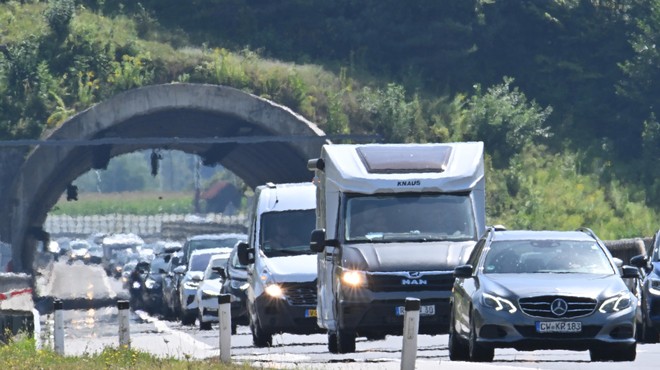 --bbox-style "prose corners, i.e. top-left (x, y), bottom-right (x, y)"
top-left (237, 182), bottom-right (321, 347)
top-left (307, 142), bottom-right (486, 353)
